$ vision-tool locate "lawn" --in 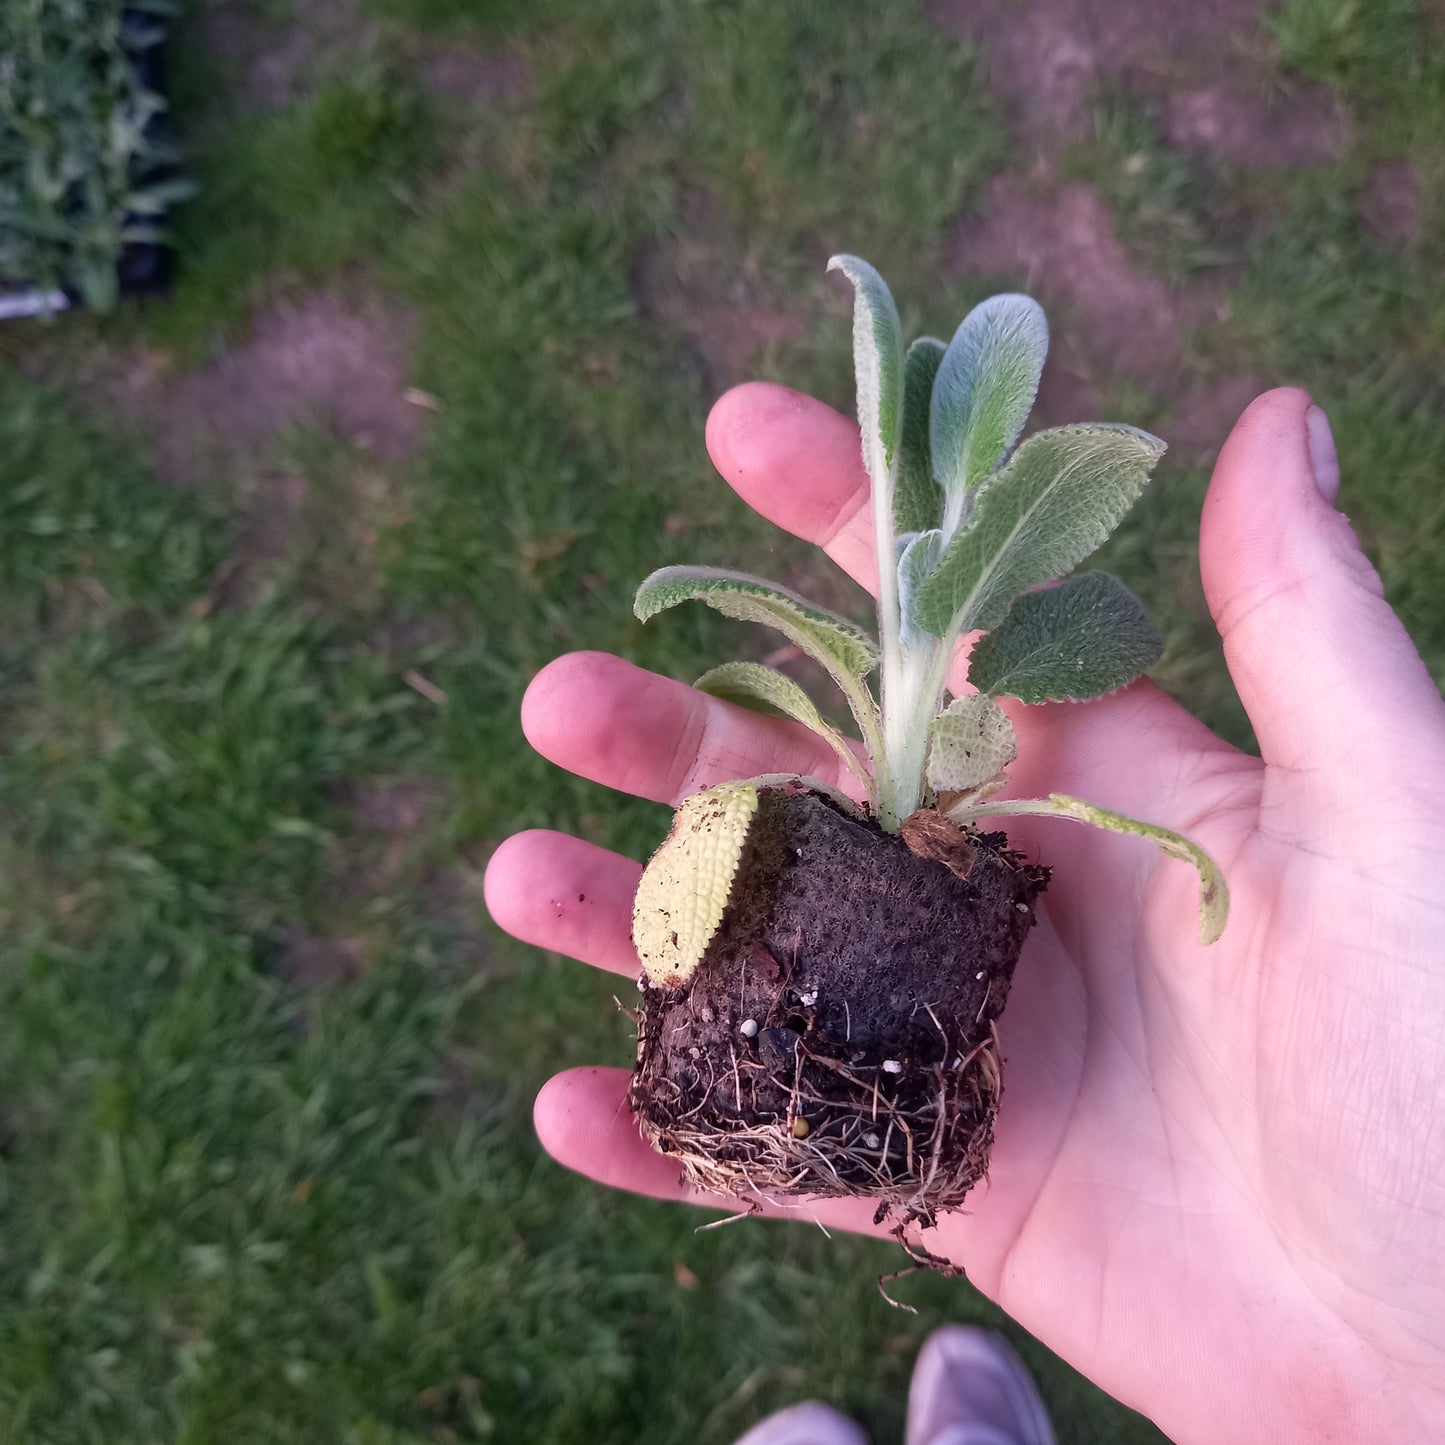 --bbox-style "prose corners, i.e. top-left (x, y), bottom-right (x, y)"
top-left (0, 0), bottom-right (1441, 1441)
